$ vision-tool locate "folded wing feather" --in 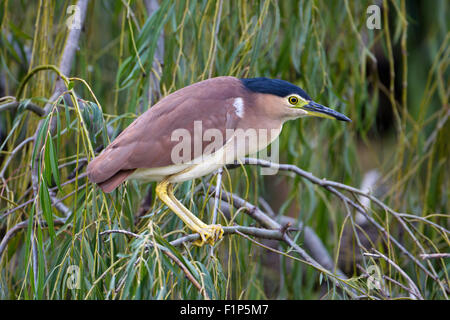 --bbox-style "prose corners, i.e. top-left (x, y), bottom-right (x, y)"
top-left (87, 76), bottom-right (243, 193)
